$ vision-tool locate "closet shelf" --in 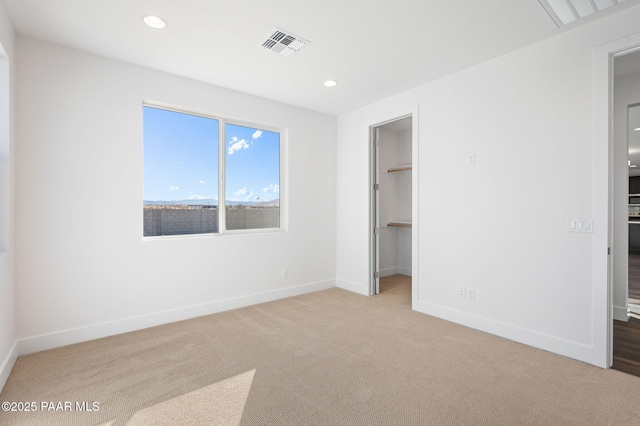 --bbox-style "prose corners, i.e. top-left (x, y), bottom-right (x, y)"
top-left (388, 221), bottom-right (412, 228)
top-left (387, 165), bottom-right (412, 173)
